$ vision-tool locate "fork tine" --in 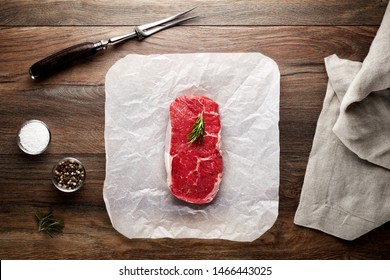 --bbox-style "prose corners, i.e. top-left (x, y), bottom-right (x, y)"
top-left (140, 15), bottom-right (199, 37)
top-left (138, 7), bottom-right (197, 31)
